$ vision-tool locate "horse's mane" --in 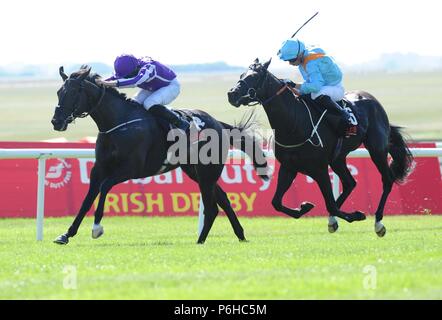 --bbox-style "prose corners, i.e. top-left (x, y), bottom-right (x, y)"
top-left (71, 65), bottom-right (140, 107)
